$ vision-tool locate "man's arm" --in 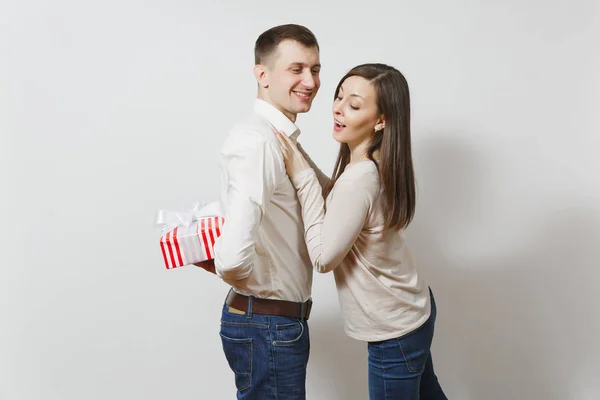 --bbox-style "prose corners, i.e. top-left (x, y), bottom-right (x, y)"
top-left (213, 132), bottom-right (282, 282)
